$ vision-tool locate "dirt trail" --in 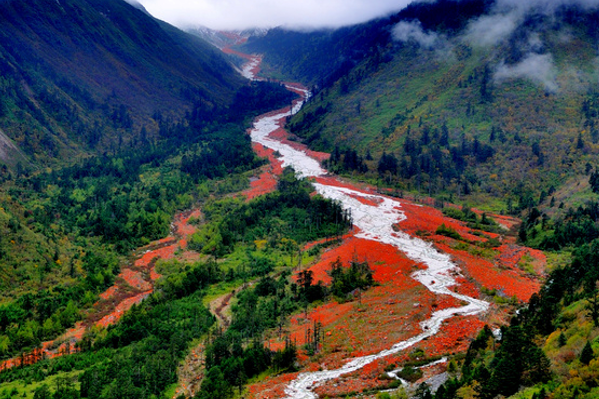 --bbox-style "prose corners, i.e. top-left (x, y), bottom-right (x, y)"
top-left (172, 288), bottom-right (239, 398)
top-left (210, 291), bottom-right (235, 328)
